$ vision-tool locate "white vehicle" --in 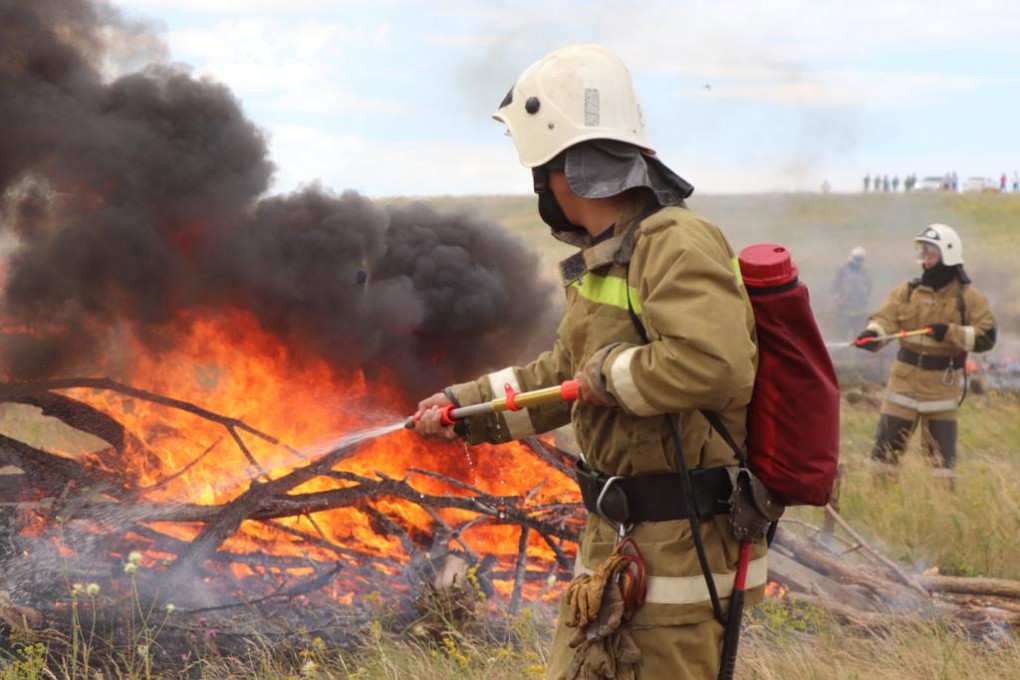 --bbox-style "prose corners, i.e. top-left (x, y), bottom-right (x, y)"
top-left (914, 176), bottom-right (945, 191)
top-left (961, 177), bottom-right (1000, 193)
